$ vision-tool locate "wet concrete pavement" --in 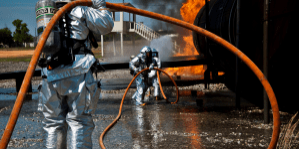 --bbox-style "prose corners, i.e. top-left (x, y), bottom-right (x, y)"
top-left (0, 85), bottom-right (296, 149)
